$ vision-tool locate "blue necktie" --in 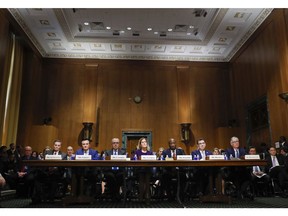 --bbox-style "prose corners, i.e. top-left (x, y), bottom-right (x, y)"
top-left (112, 150), bottom-right (119, 170)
